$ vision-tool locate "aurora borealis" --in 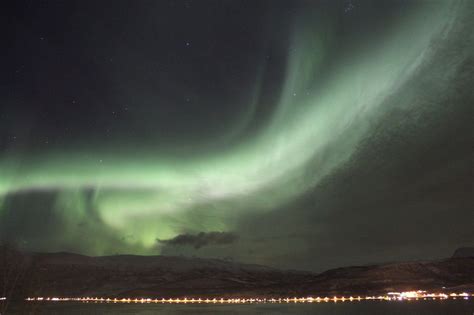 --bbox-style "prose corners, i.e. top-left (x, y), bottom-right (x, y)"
top-left (1, 0), bottom-right (473, 271)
